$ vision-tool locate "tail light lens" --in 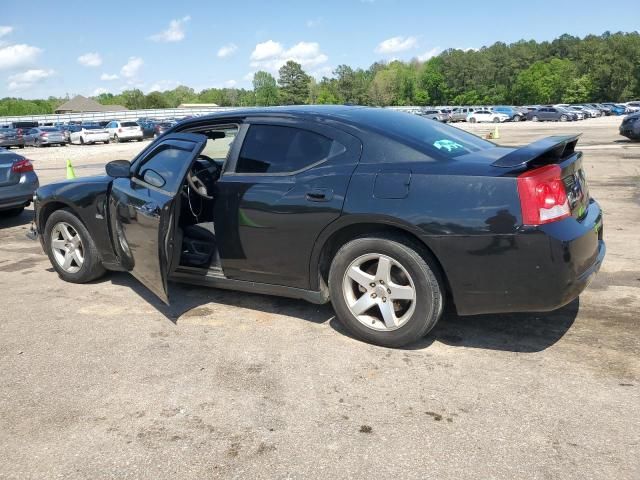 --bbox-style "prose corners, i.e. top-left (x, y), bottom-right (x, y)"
top-left (12, 159), bottom-right (34, 173)
top-left (517, 164), bottom-right (570, 225)
top-left (118, 128), bottom-right (123, 132)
